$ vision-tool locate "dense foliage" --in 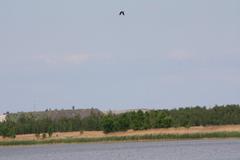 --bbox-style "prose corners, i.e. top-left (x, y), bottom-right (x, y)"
top-left (1, 104), bottom-right (240, 137)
